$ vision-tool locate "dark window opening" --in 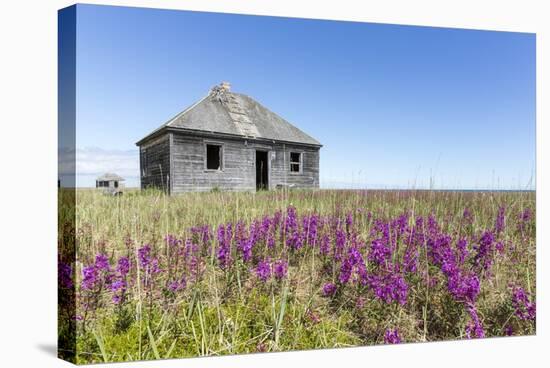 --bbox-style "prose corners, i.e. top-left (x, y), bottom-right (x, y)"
top-left (206, 144), bottom-right (222, 170)
top-left (114, 181), bottom-right (118, 188)
top-left (290, 152), bottom-right (301, 173)
top-left (256, 151), bottom-right (269, 190)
